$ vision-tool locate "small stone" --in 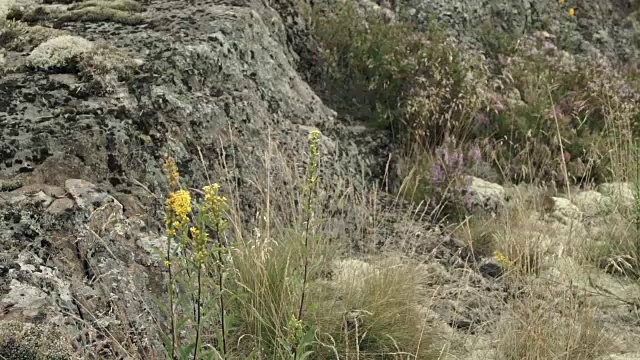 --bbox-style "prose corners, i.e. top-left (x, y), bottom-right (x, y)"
top-left (543, 196), bottom-right (583, 225)
top-left (598, 182), bottom-right (635, 209)
top-left (64, 179), bottom-right (106, 209)
top-left (47, 198), bottom-right (75, 214)
top-left (572, 190), bottom-right (612, 217)
top-left (31, 191), bottom-right (53, 208)
top-left (478, 258), bottom-right (503, 279)
top-left (466, 176), bottom-right (506, 215)
top-left (114, 194), bottom-right (145, 217)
